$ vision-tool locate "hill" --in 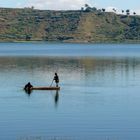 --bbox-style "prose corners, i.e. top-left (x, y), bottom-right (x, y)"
top-left (0, 8), bottom-right (140, 43)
